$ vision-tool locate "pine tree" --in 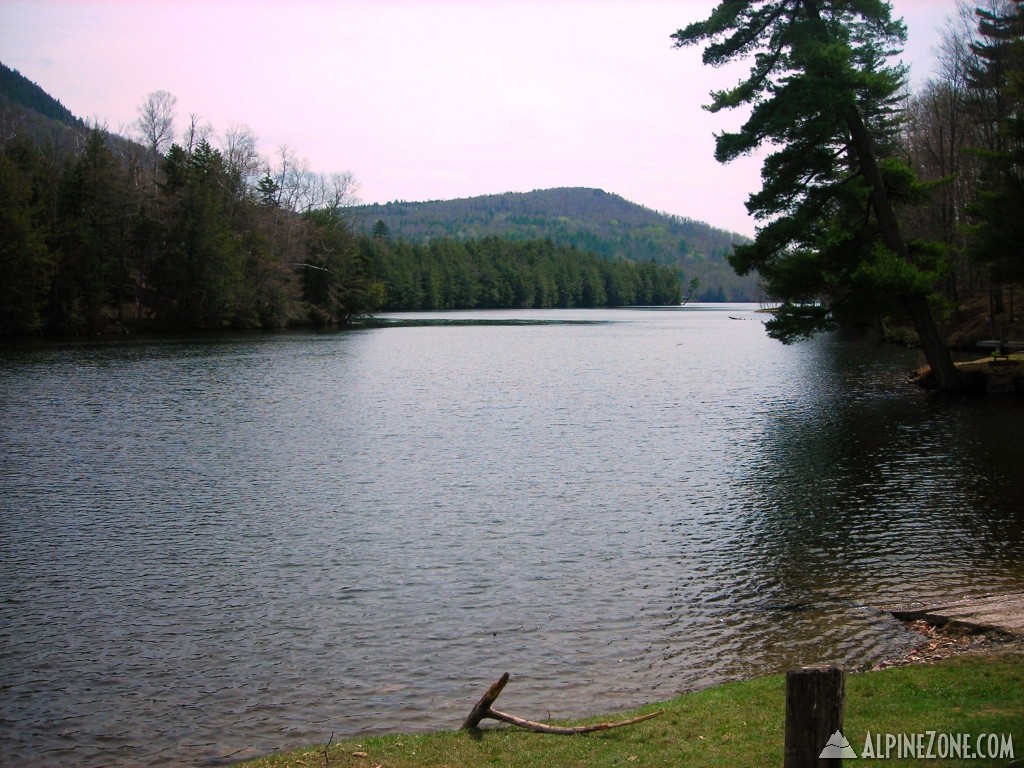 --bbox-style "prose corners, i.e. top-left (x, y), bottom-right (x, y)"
top-left (371, 218), bottom-right (391, 240)
top-left (674, 0), bottom-right (965, 390)
top-left (966, 0), bottom-right (1024, 310)
top-left (152, 140), bottom-right (244, 328)
top-left (302, 207), bottom-right (383, 324)
top-left (52, 128), bottom-right (135, 333)
top-left (0, 145), bottom-right (53, 334)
